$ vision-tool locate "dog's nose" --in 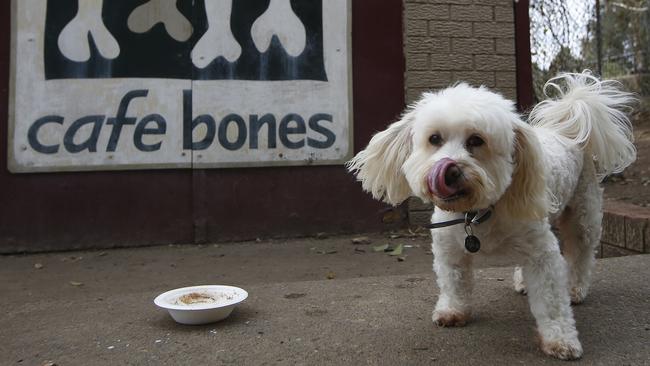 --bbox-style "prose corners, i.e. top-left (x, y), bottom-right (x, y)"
top-left (428, 158), bottom-right (463, 198)
top-left (444, 164), bottom-right (462, 186)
